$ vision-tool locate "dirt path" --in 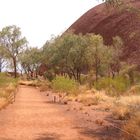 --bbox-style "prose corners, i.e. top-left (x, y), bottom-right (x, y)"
top-left (0, 86), bottom-right (123, 140)
top-left (0, 86), bottom-right (96, 140)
